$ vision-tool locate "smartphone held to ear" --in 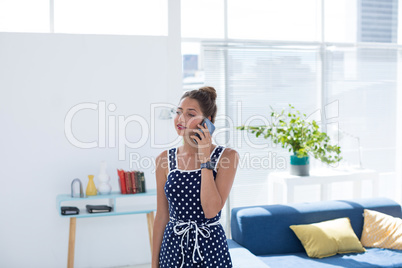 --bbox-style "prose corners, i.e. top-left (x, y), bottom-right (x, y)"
top-left (193, 118), bottom-right (215, 144)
